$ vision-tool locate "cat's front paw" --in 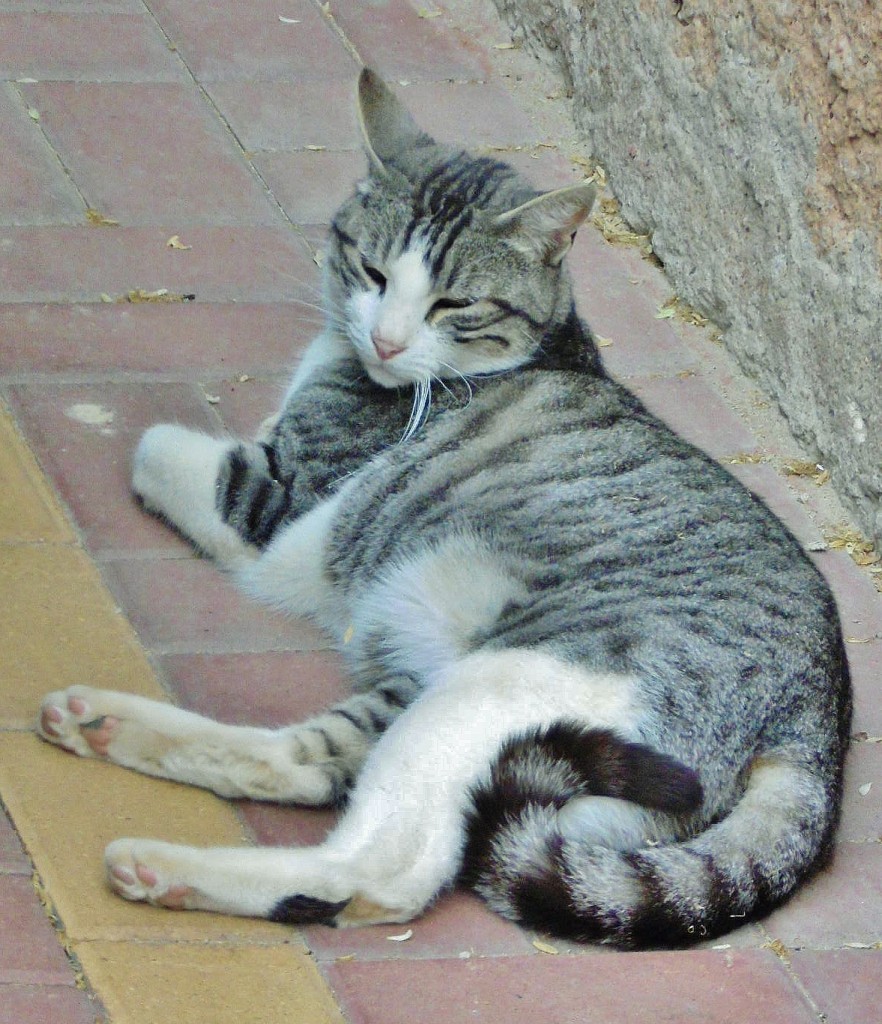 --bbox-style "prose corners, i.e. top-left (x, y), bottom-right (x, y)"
top-left (105, 838), bottom-right (194, 909)
top-left (38, 685), bottom-right (121, 758)
top-left (131, 423), bottom-right (188, 513)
